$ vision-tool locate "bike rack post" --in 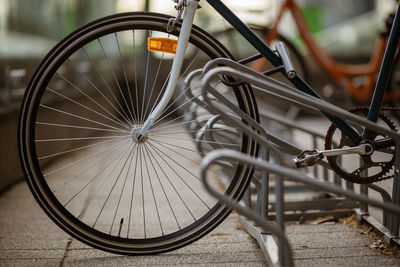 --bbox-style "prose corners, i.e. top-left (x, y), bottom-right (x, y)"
top-left (389, 140), bottom-right (400, 238)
